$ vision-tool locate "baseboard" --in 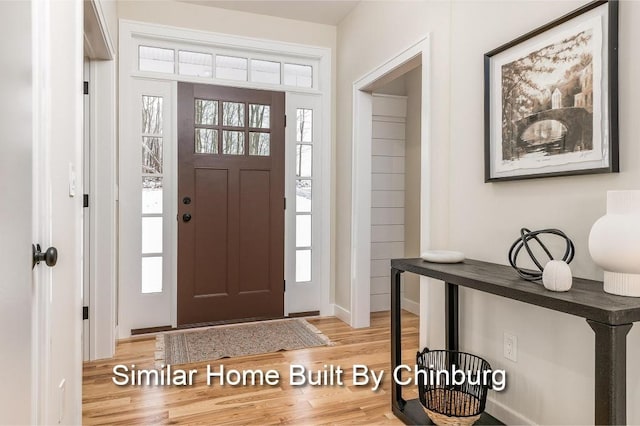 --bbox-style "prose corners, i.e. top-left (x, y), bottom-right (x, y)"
top-left (333, 304), bottom-right (351, 325)
top-left (401, 297), bottom-right (420, 315)
top-left (486, 396), bottom-right (535, 425)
